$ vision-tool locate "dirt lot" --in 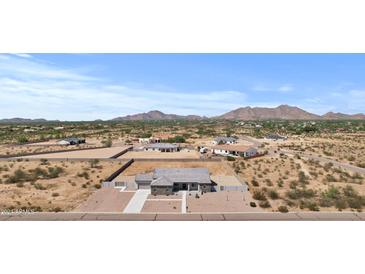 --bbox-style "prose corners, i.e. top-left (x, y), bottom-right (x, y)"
top-left (0, 143), bottom-right (104, 157)
top-left (20, 146), bottom-right (130, 159)
top-left (0, 159), bottom-right (126, 211)
top-left (118, 150), bottom-right (200, 159)
top-left (122, 160), bottom-right (233, 176)
top-left (231, 153), bottom-right (365, 212)
top-left (187, 191), bottom-right (262, 213)
top-left (142, 200), bottom-right (181, 213)
top-left (74, 188), bottom-right (135, 212)
top-left (273, 133), bottom-right (365, 167)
